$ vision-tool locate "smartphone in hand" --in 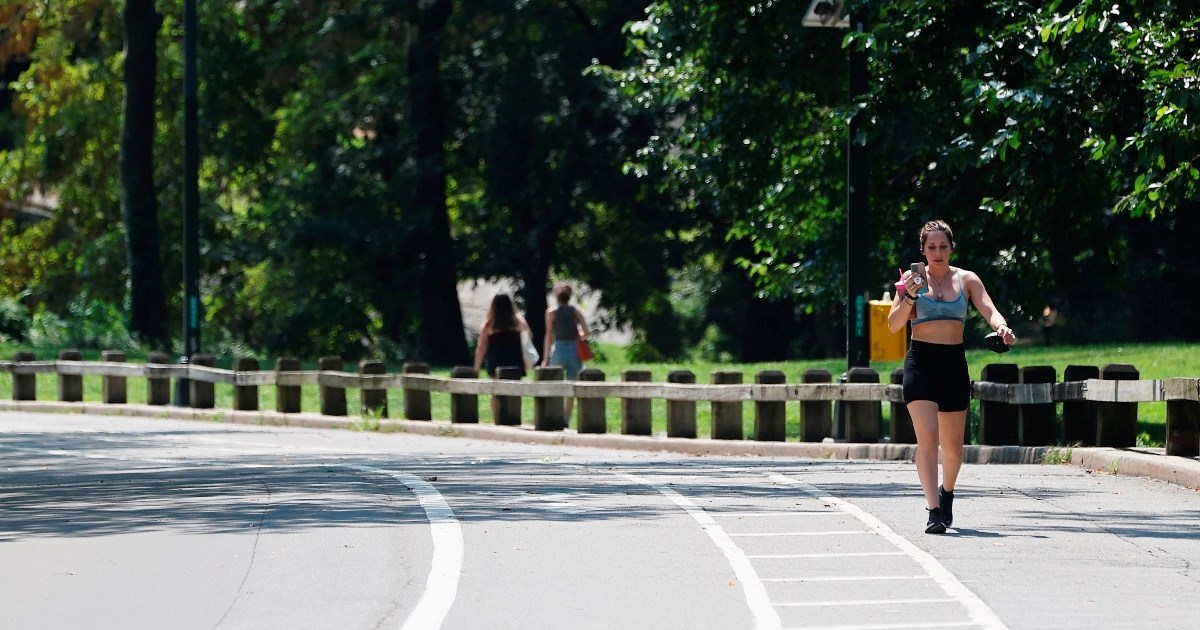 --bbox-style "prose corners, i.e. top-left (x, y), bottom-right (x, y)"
top-left (910, 262), bottom-right (929, 294)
